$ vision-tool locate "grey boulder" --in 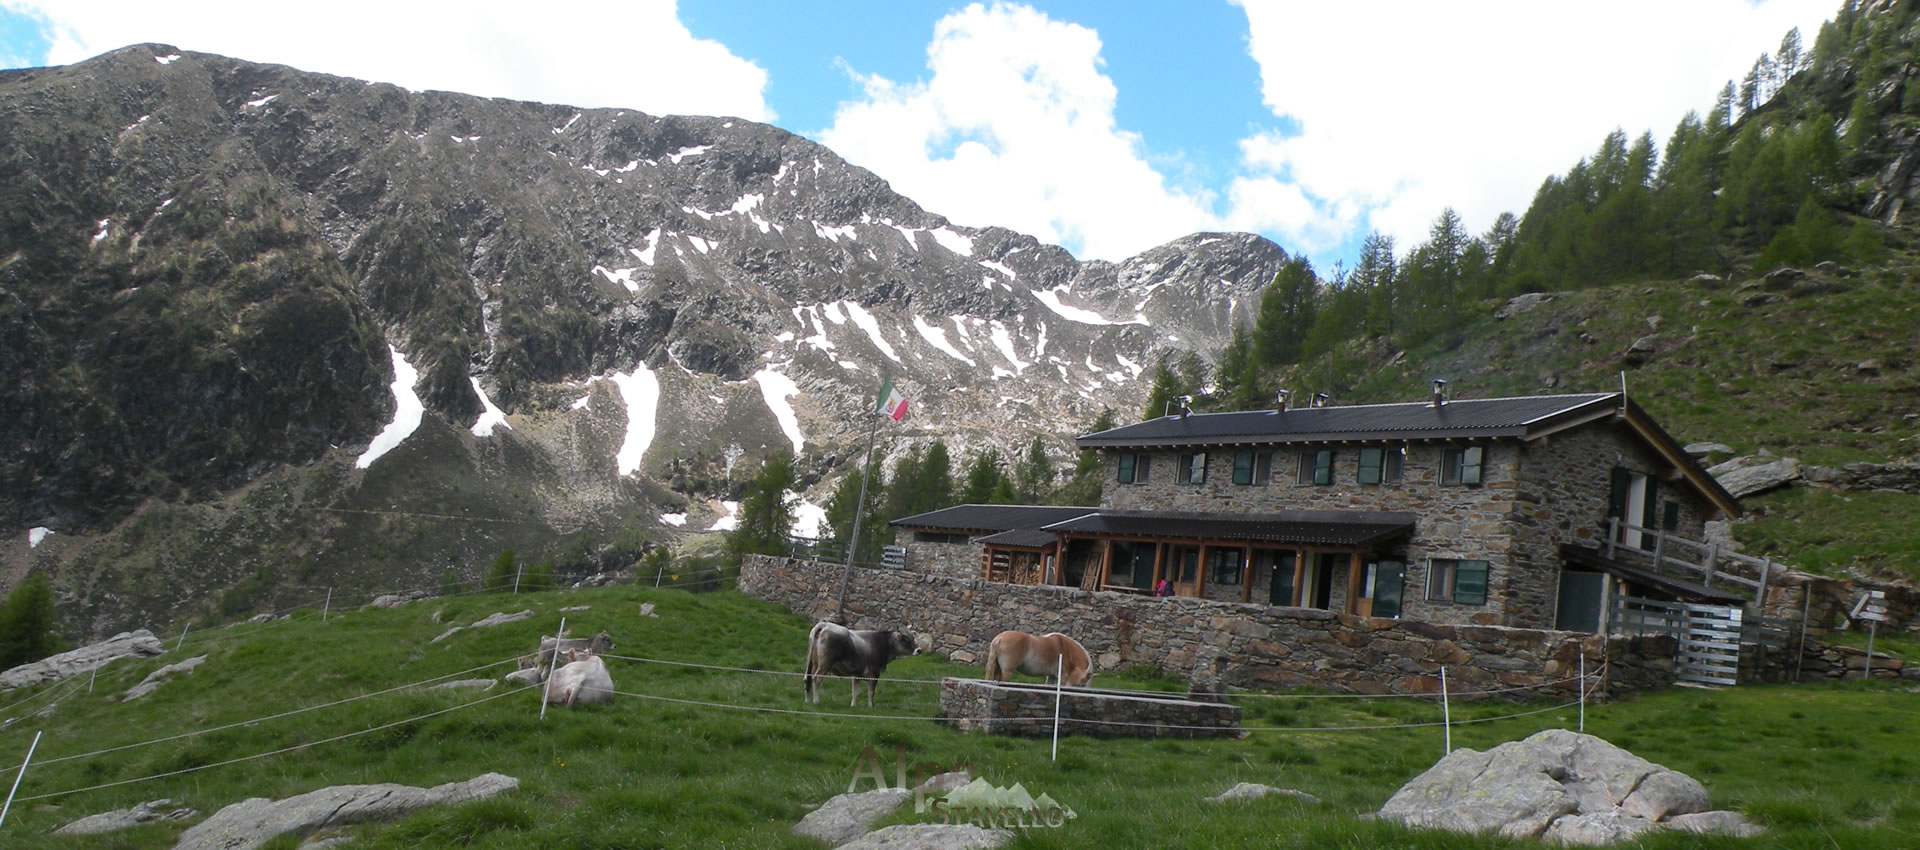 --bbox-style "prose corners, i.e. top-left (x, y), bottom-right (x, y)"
top-left (124, 654), bottom-right (208, 701)
top-left (54, 798), bottom-right (199, 835)
top-left (1204, 782), bottom-right (1321, 804)
top-left (833, 823), bottom-right (1013, 849)
top-left (171, 772), bottom-right (518, 850)
top-left (0, 630), bottom-right (166, 691)
top-left (1377, 730), bottom-right (1735, 843)
top-left (793, 788), bottom-right (910, 846)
